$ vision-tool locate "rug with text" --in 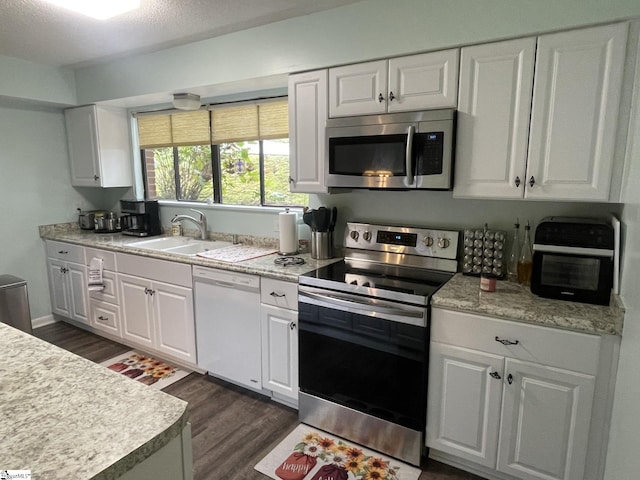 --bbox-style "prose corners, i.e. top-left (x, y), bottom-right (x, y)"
top-left (255, 424), bottom-right (421, 480)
